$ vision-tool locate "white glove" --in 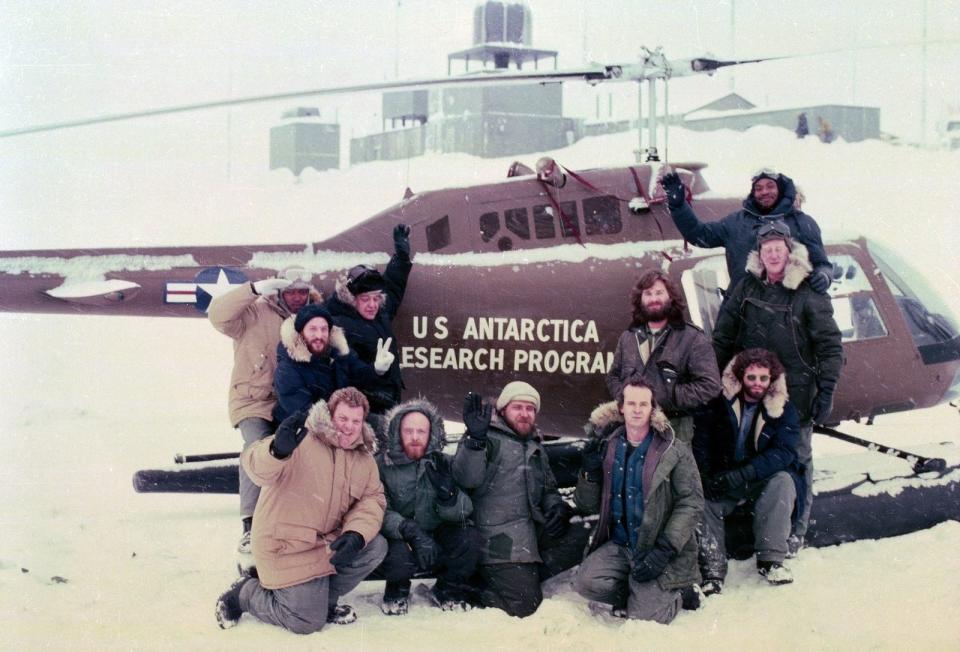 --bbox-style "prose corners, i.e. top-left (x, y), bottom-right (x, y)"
top-left (253, 278), bottom-right (292, 295)
top-left (374, 337), bottom-right (395, 375)
top-left (329, 326), bottom-right (349, 357)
